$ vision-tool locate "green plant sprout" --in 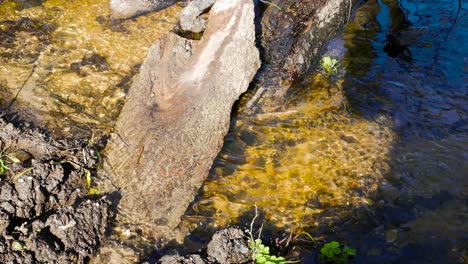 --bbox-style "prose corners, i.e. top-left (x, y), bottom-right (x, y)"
top-left (53, 160), bottom-right (98, 195)
top-left (248, 205), bottom-right (299, 264)
top-left (0, 141), bottom-right (34, 180)
top-left (0, 150), bottom-right (19, 175)
top-left (321, 56), bottom-right (340, 78)
top-left (319, 241), bottom-right (356, 264)
top-left (250, 238), bottom-right (287, 264)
